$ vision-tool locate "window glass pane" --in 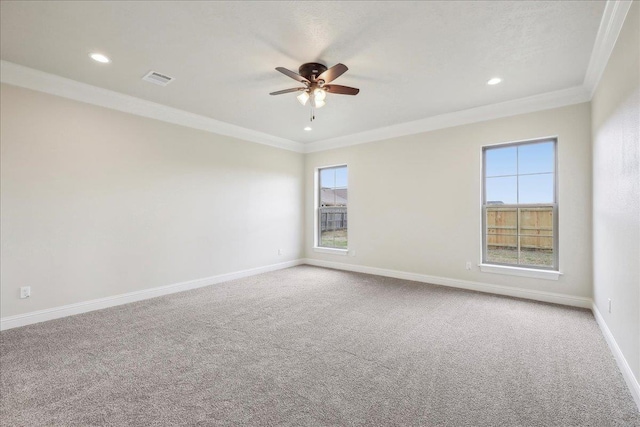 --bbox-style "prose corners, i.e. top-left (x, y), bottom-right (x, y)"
top-left (321, 210), bottom-right (336, 247)
top-left (519, 208), bottom-right (553, 237)
top-left (518, 208), bottom-right (553, 267)
top-left (339, 188), bottom-right (348, 204)
top-left (320, 210), bottom-right (348, 248)
top-left (519, 237), bottom-right (553, 267)
top-left (518, 141), bottom-right (554, 174)
top-left (486, 207), bottom-right (517, 264)
top-left (483, 140), bottom-right (556, 269)
top-left (486, 208), bottom-right (517, 239)
top-left (485, 146), bottom-right (517, 177)
top-left (334, 166), bottom-right (348, 187)
top-left (486, 237), bottom-right (518, 264)
top-left (518, 173), bottom-right (554, 204)
top-left (320, 168), bottom-right (335, 188)
top-left (318, 166), bottom-right (347, 249)
top-left (320, 188), bottom-right (336, 206)
top-left (485, 176), bottom-right (517, 204)
top-left (321, 229), bottom-right (348, 248)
